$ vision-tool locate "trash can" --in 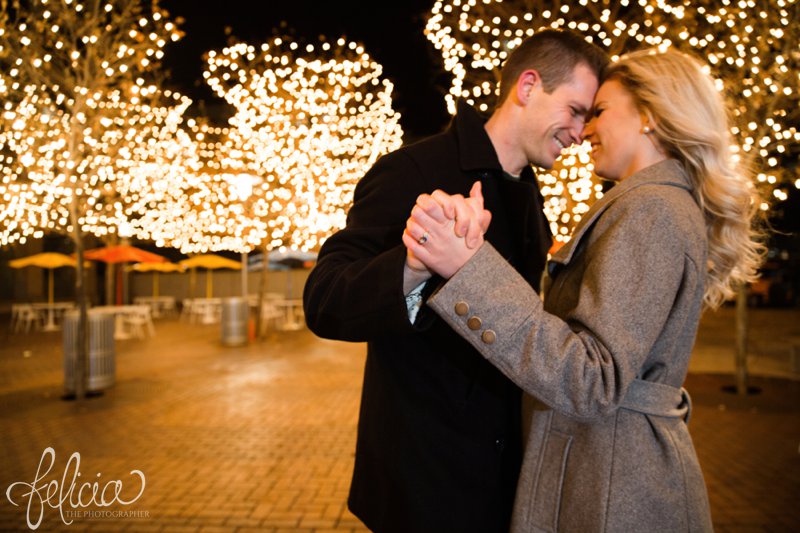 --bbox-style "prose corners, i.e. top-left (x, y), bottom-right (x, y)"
top-left (221, 297), bottom-right (249, 347)
top-left (63, 310), bottom-right (116, 394)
